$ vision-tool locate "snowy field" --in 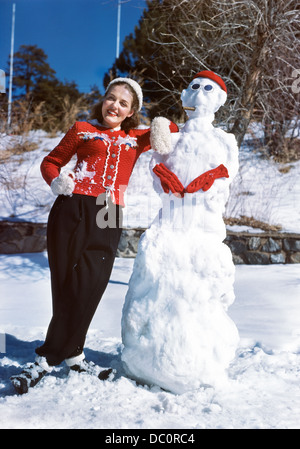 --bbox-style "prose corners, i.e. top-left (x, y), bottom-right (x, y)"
top-left (0, 129), bottom-right (300, 429)
top-left (0, 254), bottom-right (300, 429)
